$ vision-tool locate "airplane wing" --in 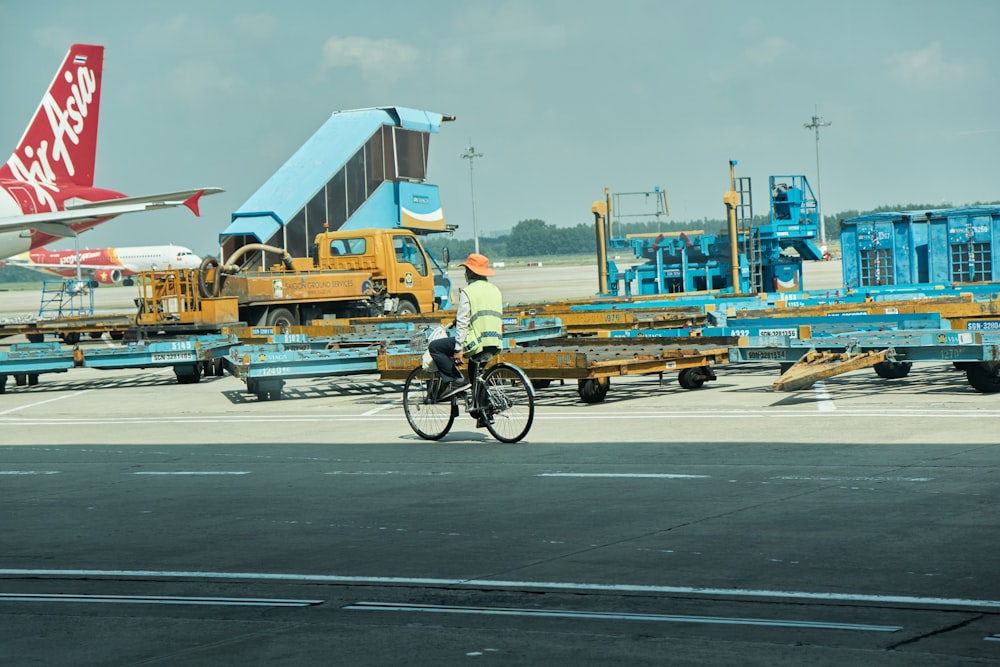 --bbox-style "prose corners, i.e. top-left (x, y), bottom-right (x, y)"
top-left (0, 187), bottom-right (224, 238)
